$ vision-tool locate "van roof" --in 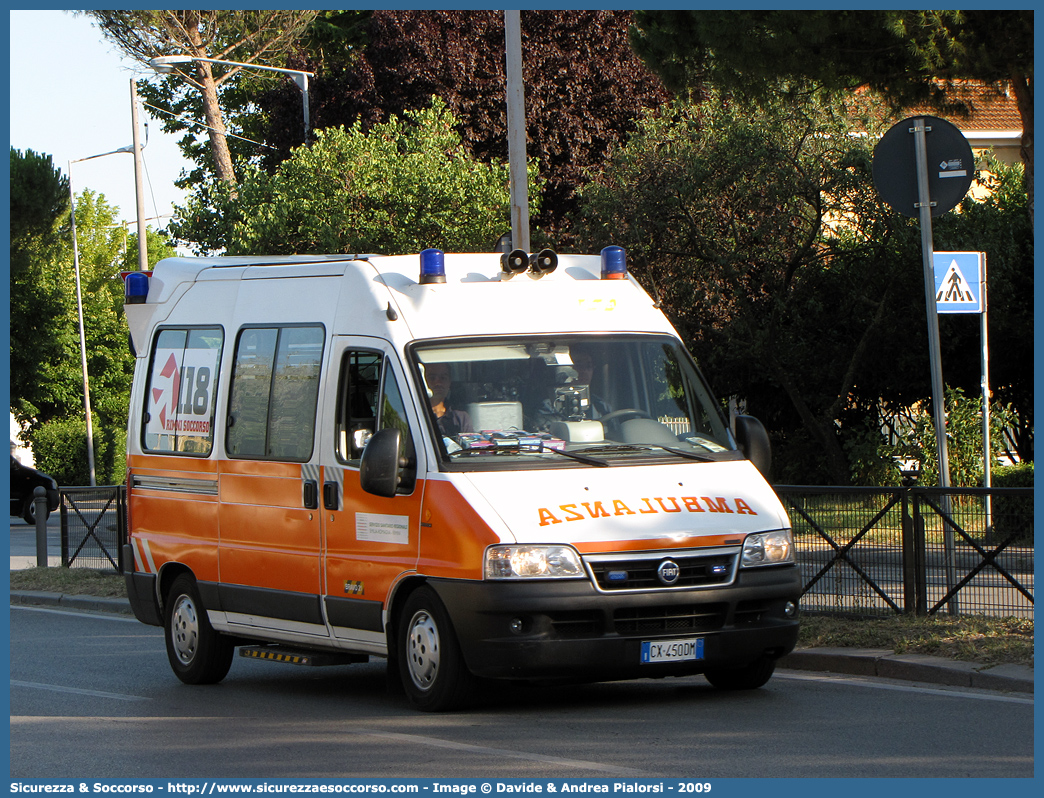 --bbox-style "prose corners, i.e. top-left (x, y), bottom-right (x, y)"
top-left (129, 251), bottom-right (677, 346)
